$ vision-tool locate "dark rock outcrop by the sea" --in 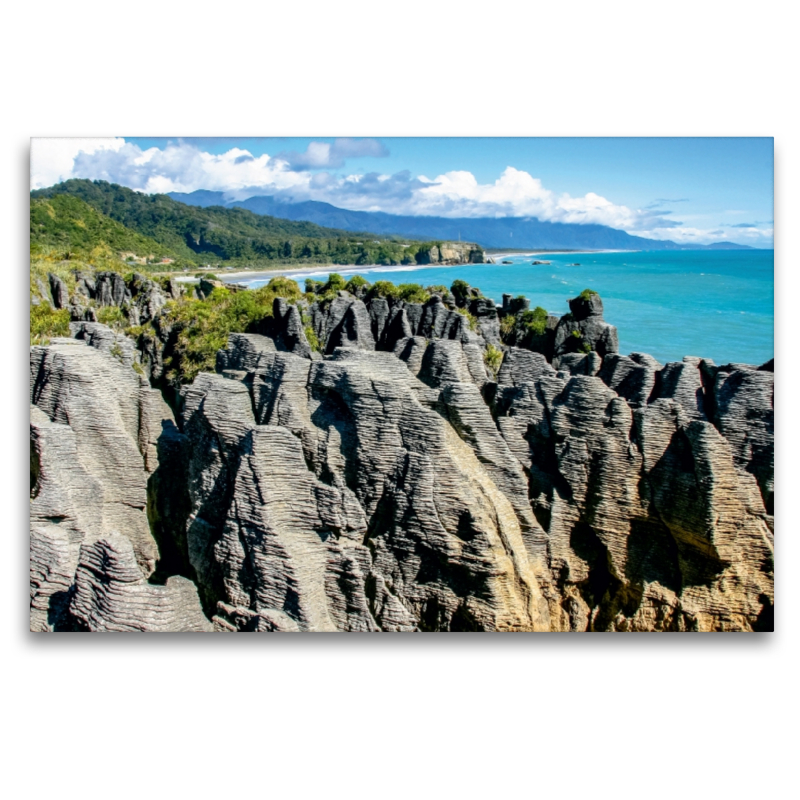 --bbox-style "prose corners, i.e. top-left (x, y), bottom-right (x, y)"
top-left (30, 278), bottom-right (774, 632)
